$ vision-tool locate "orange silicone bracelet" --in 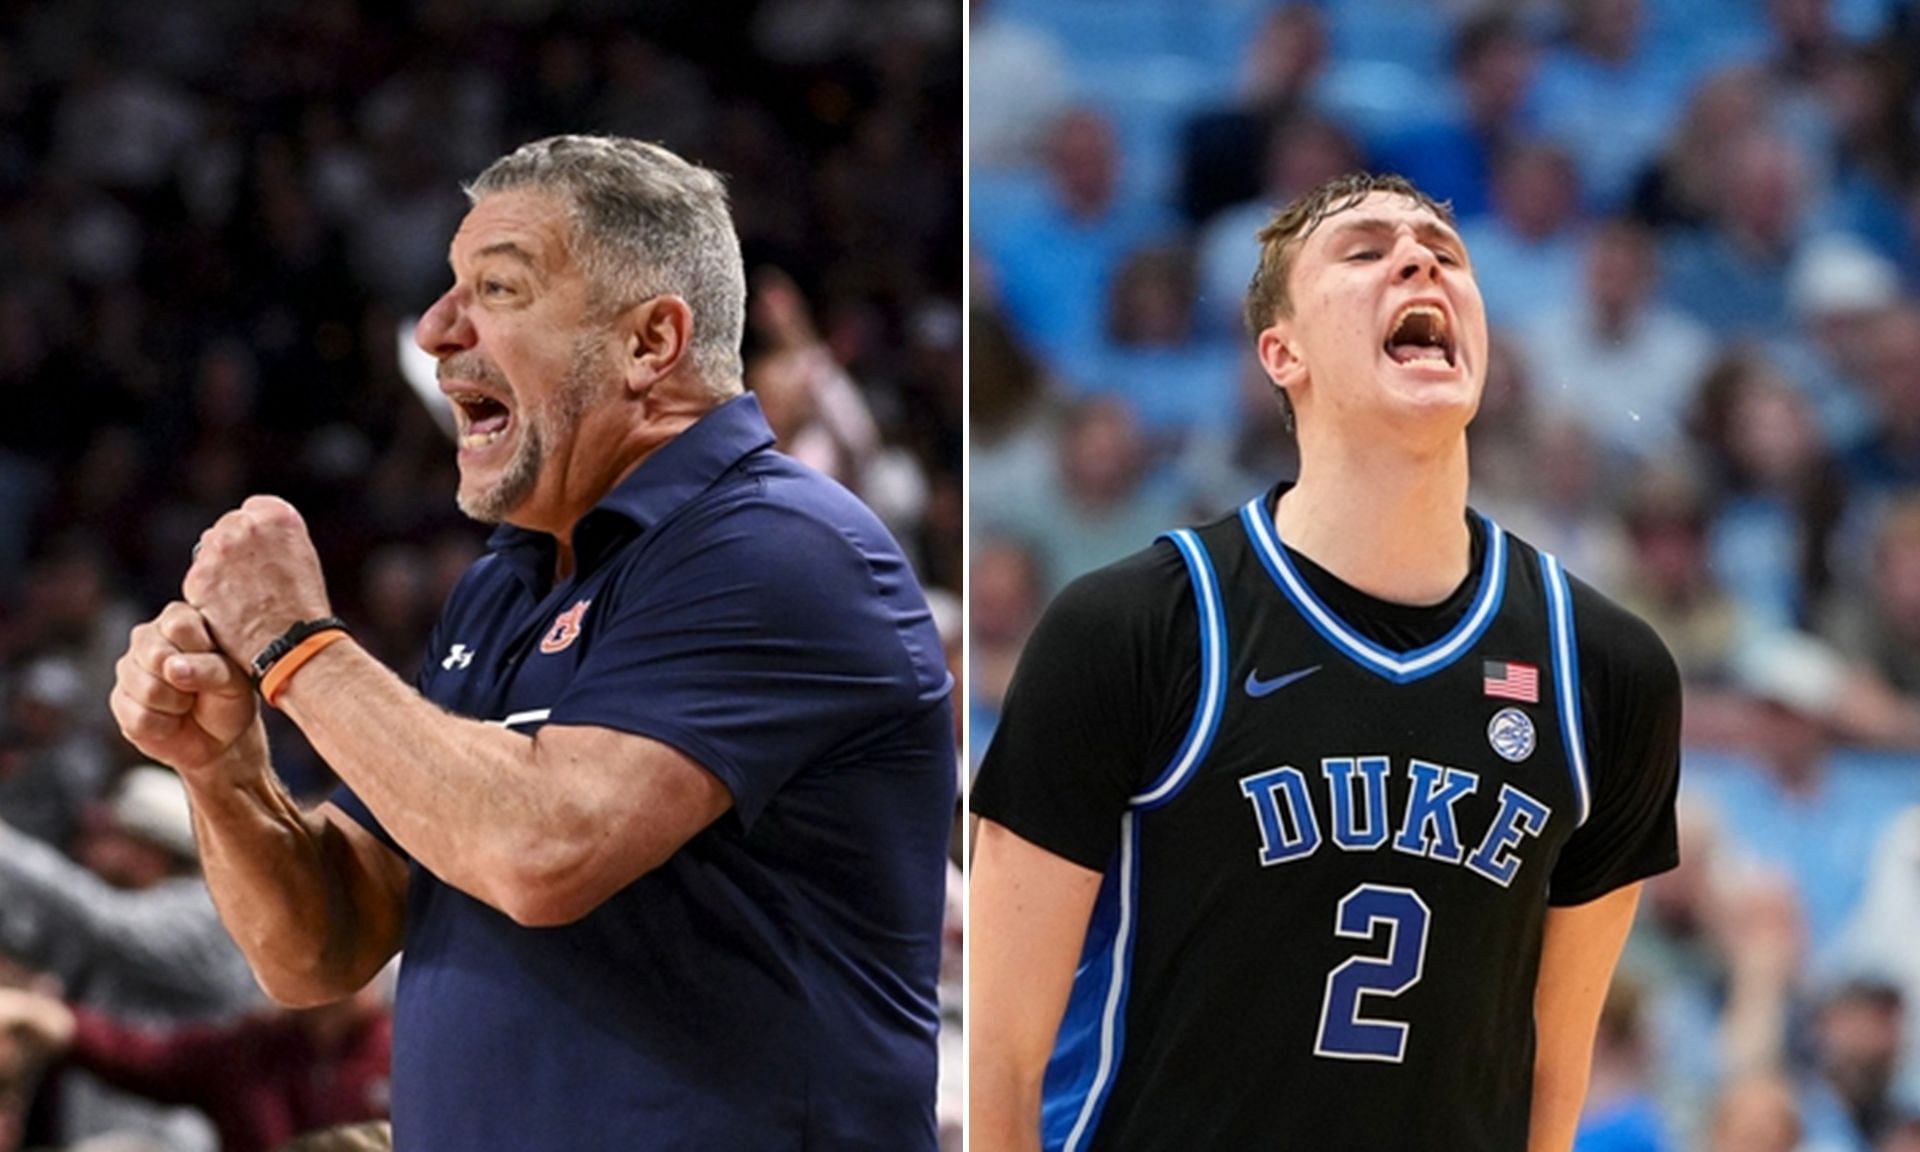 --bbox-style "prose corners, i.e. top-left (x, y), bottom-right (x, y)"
top-left (259, 628), bottom-right (350, 707)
